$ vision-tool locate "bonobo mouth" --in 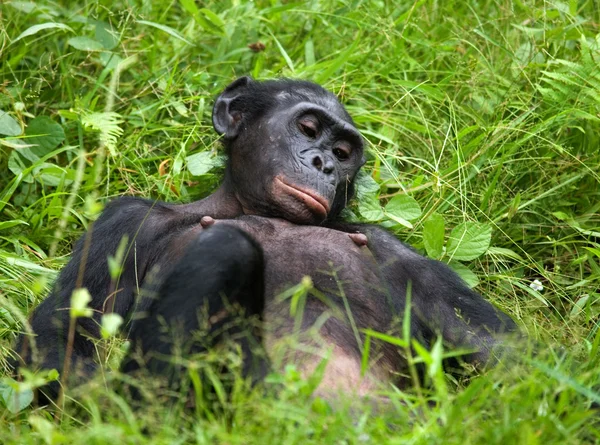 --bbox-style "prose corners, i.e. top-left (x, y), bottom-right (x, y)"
top-left (273, 175), bottom-right (330, 219)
